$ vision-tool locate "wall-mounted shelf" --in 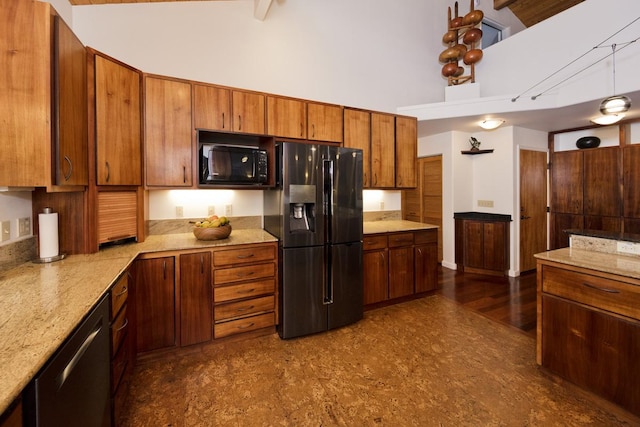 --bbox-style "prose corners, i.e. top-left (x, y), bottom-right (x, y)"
top-left (461, 149), bottom-right (493, 155)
